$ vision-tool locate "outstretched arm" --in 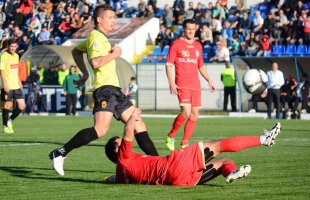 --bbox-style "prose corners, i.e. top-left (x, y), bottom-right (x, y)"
top-left (71, 47), bottom-right (89, 87)
top-left (199, 66), bottom-right (215, 92)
